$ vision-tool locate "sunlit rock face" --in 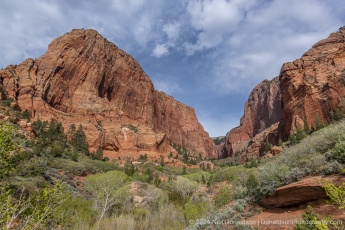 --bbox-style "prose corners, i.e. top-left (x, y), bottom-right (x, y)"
top-left (0, 28), bottom-right (215, 160)
top-left (280, 27), bottom-right (345, 138)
